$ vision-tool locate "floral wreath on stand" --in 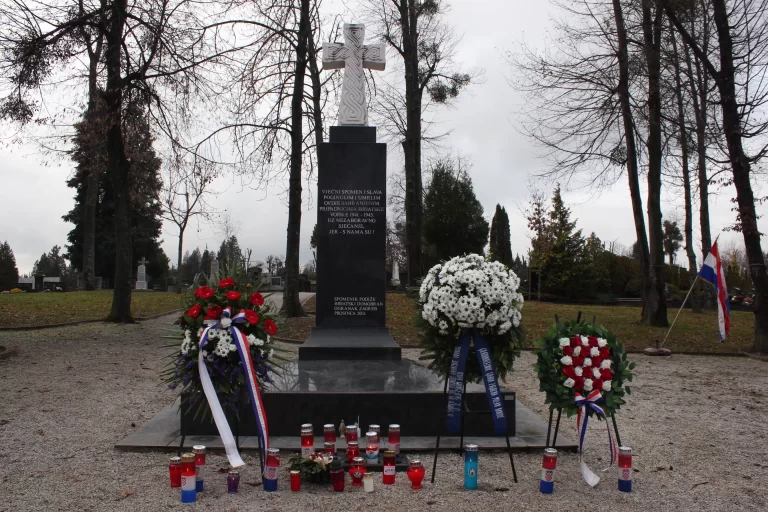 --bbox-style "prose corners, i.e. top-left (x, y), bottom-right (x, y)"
top-left (534, 320), bottom-right (635, 486)
top-left (418, 254), bottom-right (525, 437)
top-left (164, 271), bottom-right (285, 468)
